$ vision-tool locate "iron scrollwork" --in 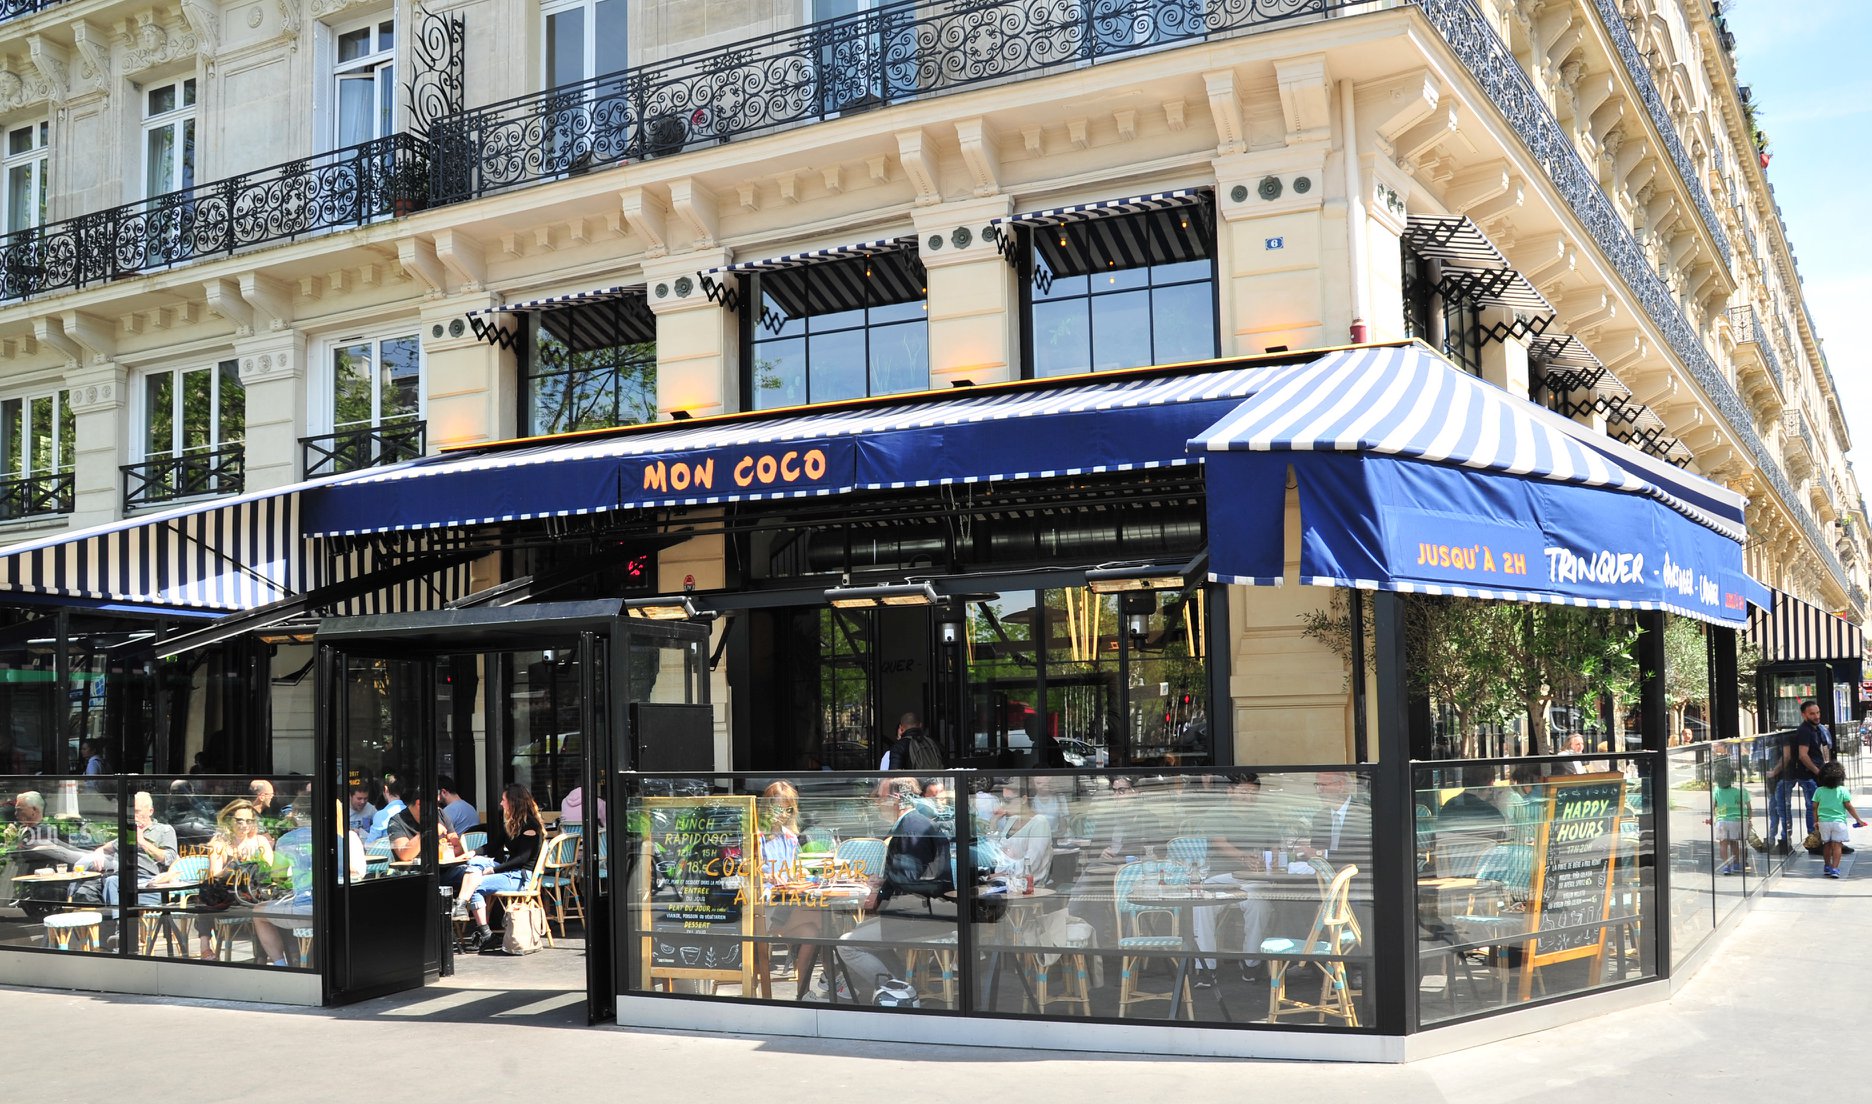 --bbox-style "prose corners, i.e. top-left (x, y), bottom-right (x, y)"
top-left (407, 3), bottom-right (467, 139)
